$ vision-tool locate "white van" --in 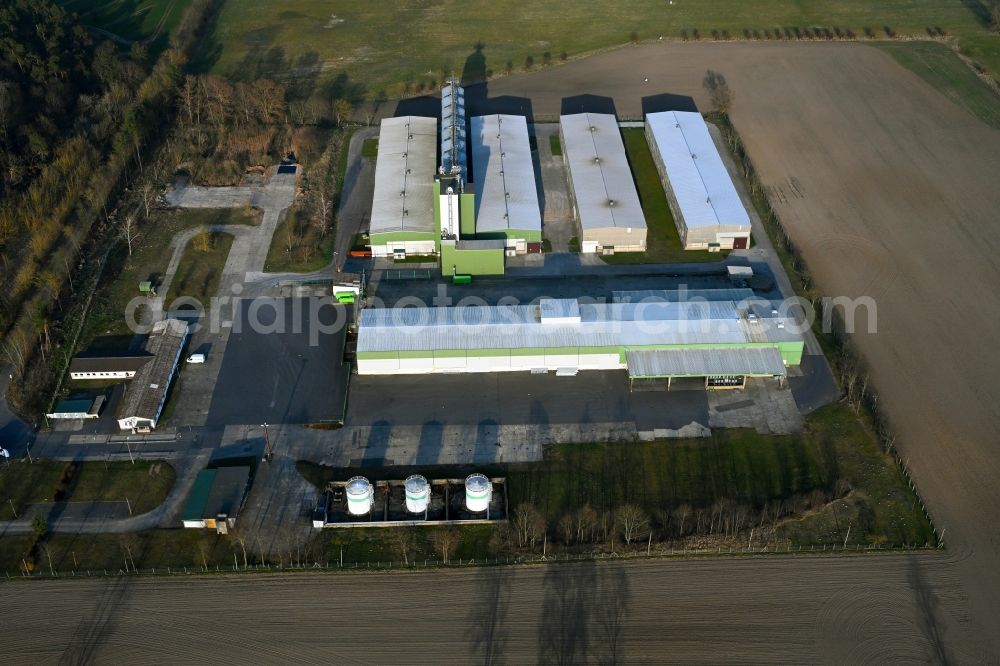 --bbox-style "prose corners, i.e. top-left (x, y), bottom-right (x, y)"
top-left (187, 353), bottom-right (206, 364)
